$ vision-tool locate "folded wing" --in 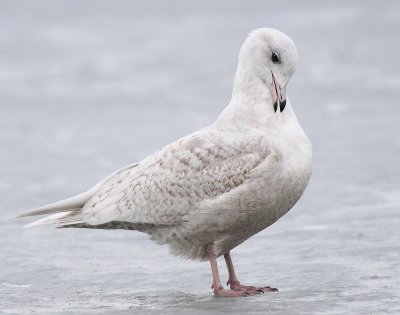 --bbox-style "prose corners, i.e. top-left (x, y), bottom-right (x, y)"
top-left (22, 128), bottom-right (271, 228)
top-left (82, 129), bottom-right (270, 227)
